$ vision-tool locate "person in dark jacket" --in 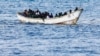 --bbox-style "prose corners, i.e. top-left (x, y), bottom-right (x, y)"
top-left (28, 9), bottom-right (33, 17)
top-left (63, 12), bottom-right (67, 15)
top-left (55, 13), bottom-right (58, 17)
top-left (23, 10), bottom-right (29, 17)
top-left (58, 12), bottom-right (63, 17)
top-left (75, 7), bottom-right (78, 11)
top-left (49, 13), bottom-right (53, 18)
top-left (69, 10), bottom-right (72, 13)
